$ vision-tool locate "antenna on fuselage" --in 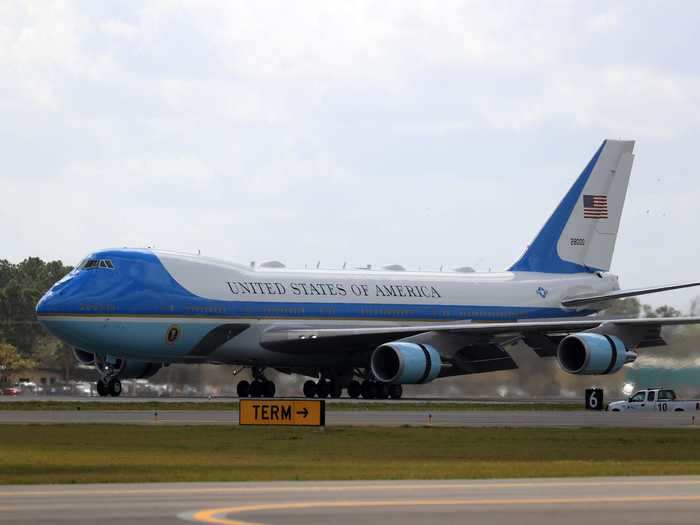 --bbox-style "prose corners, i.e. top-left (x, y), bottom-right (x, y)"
top-left (316, 261), bottom-right (320, 269)
top-left (250, 261), bottom-right (256, 268)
